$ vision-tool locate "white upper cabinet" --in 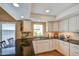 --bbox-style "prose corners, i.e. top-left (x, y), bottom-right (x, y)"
top-left (46, 21), bottom-right (59, 32)
top-left (69, 16), bottom-right (77, 32)
top-left (68, 15), bottom-right (79, 32)
top-left (59, 19), bottom-right (68, 32)
top-left (46, 21), bottom-right (53, 32)
top-left (76, 15), bottom-right (79, 32)
top-left (22, 20), bottom-right (32, 32)
top-left (53, 22), bottom-right (59, 32)
top-left (59, 14), bottom-right (79, 32)
top-left (59, 21), bottom-right (63, 32)
top-left (63, 19), bottom-right (69, 32)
